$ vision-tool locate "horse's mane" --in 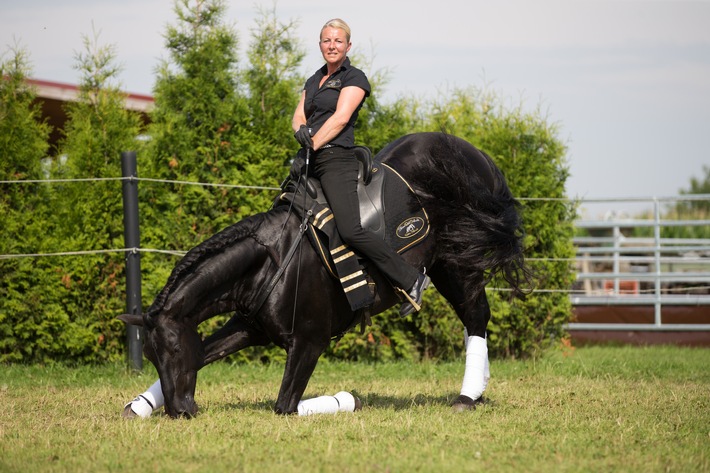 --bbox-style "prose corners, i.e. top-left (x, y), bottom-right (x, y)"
top-left (147, 212), bottom-right (268, 315)
top-left (409, 133), bottom-right (530, 302)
